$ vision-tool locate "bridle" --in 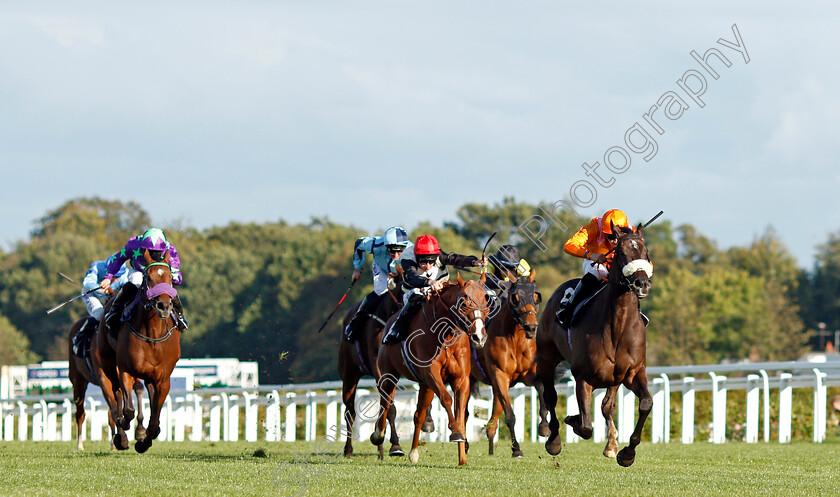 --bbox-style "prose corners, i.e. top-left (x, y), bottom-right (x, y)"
top-left (128, 261), bottom-right (178, 343)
